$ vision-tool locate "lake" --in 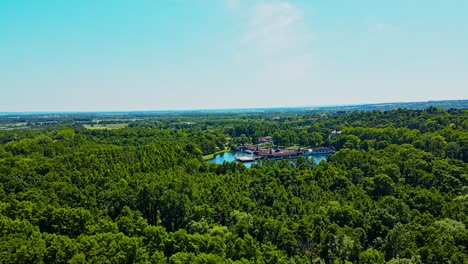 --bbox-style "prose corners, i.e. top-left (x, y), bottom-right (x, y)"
top-left (207, 151), bottom-right (329, 168)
